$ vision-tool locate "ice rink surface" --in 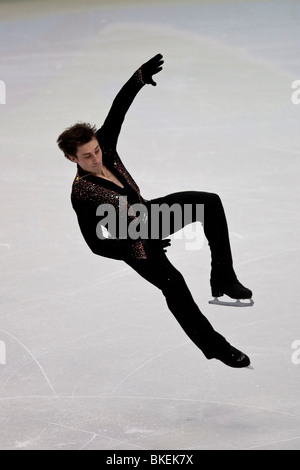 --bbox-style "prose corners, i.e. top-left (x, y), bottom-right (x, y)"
top-left (1, 0), bottom-right (300, 450)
